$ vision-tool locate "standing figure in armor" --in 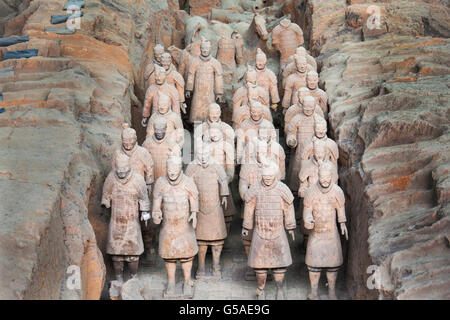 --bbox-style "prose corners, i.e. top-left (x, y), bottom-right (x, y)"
top-left (272, 18), bottom-right (304, 69)
top-left (306, 71), bottom-right (328, 118)
top-left (216, 31), bottom-right (244, 85)
top-left (143, 44), bottom-right (164, 90)
top-left (282, 55), bottom-right (308, 110)
top-left (255, 48), bottom-right (280, 109)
